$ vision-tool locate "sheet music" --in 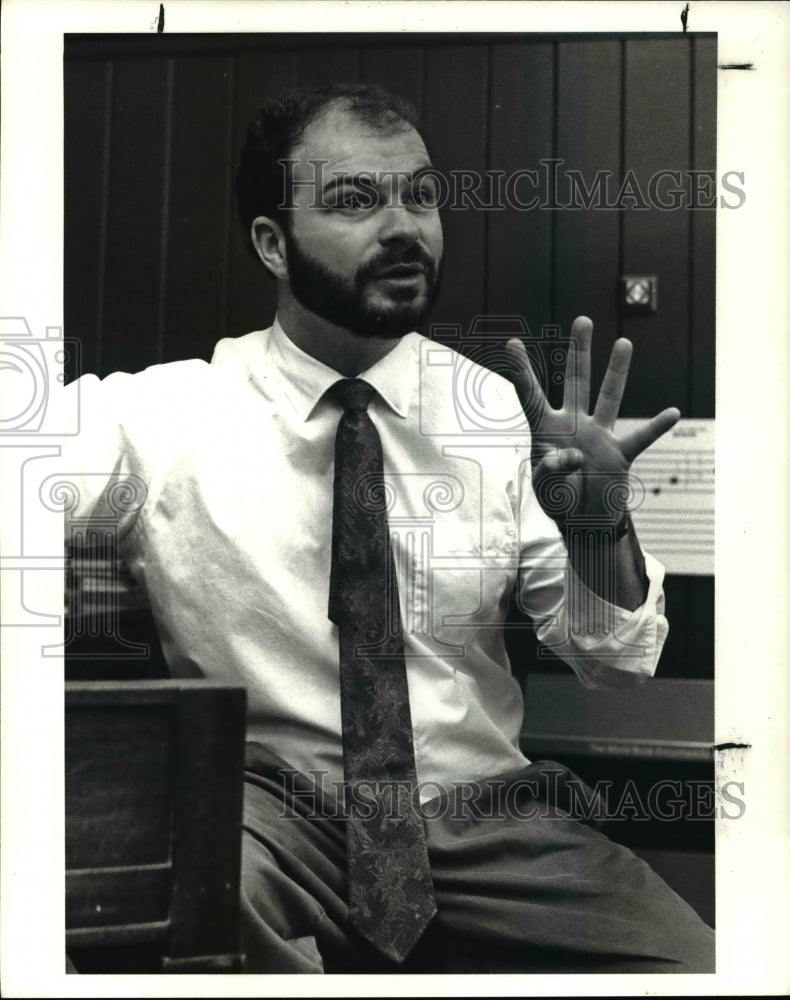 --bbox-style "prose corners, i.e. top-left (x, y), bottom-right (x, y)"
top-left (616, 418), bottom-right (714, 576)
